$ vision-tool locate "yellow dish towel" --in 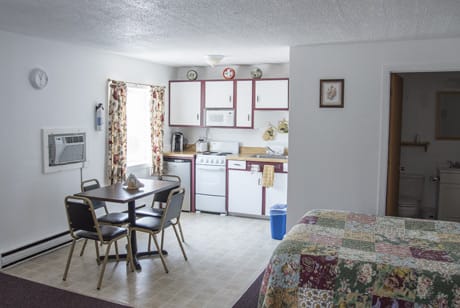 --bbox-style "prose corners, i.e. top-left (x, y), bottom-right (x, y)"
top-left (262, 165), bottom-right (275, 188)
